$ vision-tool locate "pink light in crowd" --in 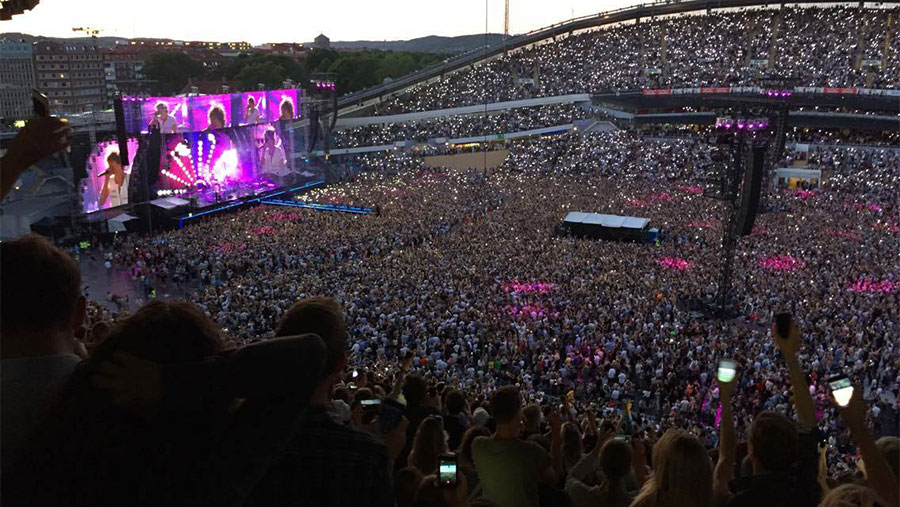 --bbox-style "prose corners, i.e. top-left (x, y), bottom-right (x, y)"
top-left (688, 220), bottom-right (718, 228)
top-left (657, 257), bottom-right (694, 271)
top-left (627, 198), bottom-right (650, 207)
top-left (751, 225), bottom-right (771, 235)
top-left (847, 278), bottom-right (899, 293)
top-left (214, 242), bottom-right (247, 254)
top-left (251, 226), bottom-right (276, 236)
top-left (678, 185), bottom-right (704, 194)
top-left (648, 192), bottom-right (673, 201)
top-left (794, 190), bottom-right (818, 200)
top-left (851, 202), bottom-right (883, 212)
top-left (759, 255), bottom-right (806, 271)
top-left (503, 281), bottom-right (556, 294)
top-left (508, 304), bottom-right (559, 320)
top-left (267, 211), bottom-right (300, 222)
